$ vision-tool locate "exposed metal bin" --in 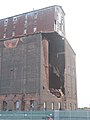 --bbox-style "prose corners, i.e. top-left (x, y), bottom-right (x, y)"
top-left (0, 5), bottom-right (65, 40)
